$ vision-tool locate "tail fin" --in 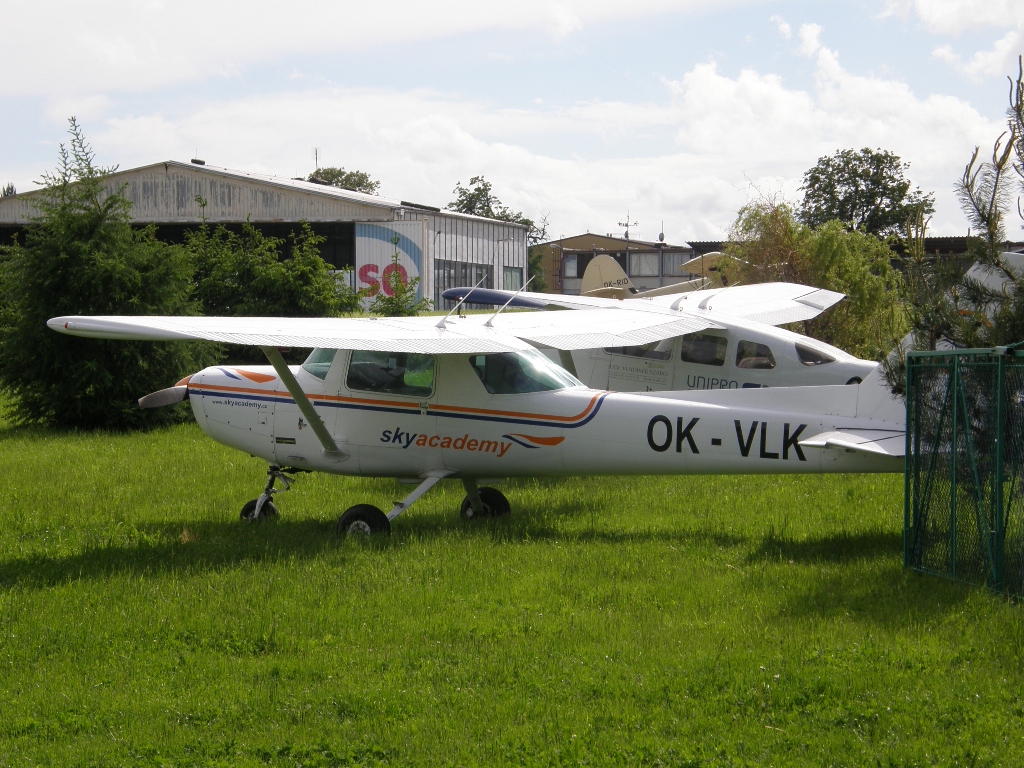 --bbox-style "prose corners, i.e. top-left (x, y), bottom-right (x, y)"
top-left (582, 255), bottom-right (636, 298)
